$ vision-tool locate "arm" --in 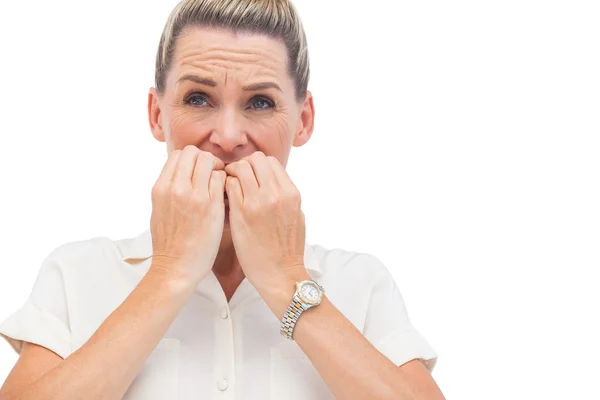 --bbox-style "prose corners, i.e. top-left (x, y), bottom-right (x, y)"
top-left (222, 153), bottom-right (444, 399)
top-left (0, 266), bottom-right (196, 400)
top-left (261, 269), bottom-right (446, 400)
top-left (1, 146), bottom-right (227, 400)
